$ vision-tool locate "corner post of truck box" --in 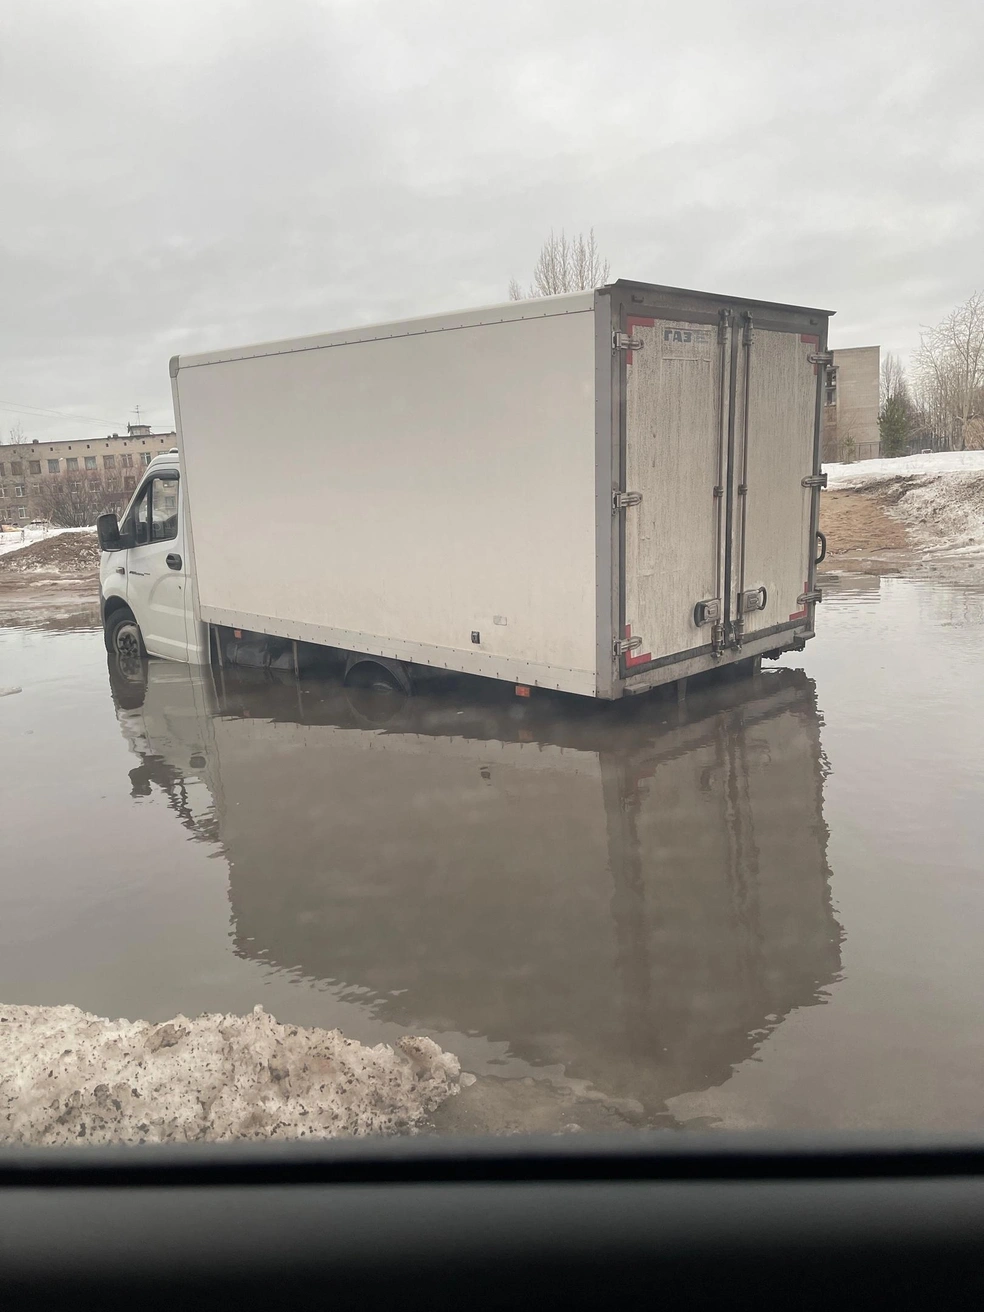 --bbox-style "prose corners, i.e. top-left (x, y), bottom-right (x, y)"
top-left (593, 287), bottom-right (620, 699)
top-left (805, 317), bottom-right (831, 631)
top-left (169, 354), bottom-right (210, 665)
